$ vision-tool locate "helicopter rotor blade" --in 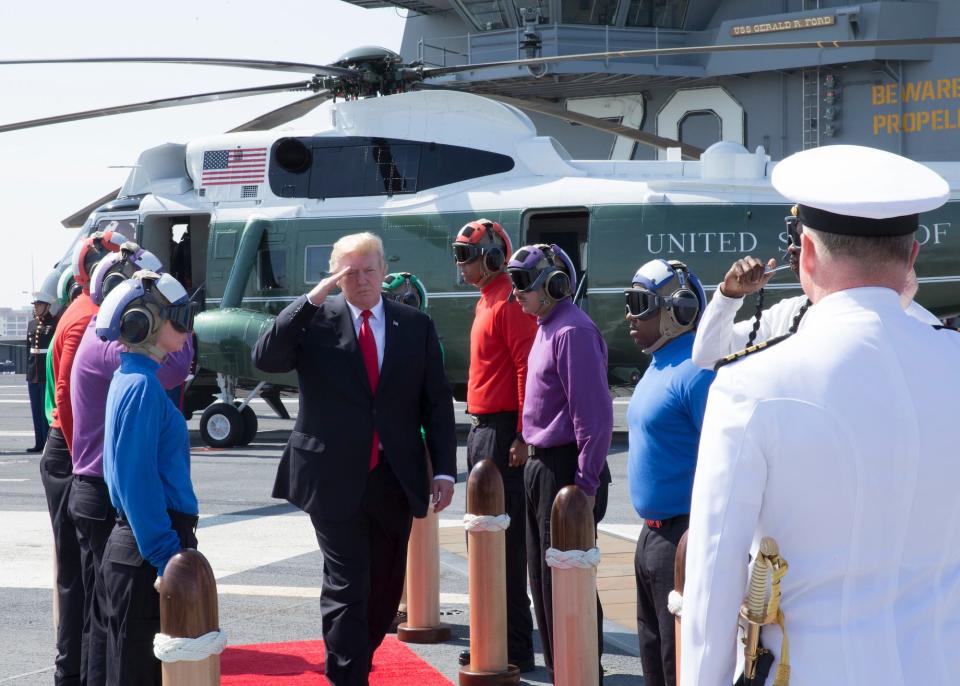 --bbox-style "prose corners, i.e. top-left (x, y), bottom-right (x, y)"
top-left (415, 84), bottom-right (702, 159)
top-left (0, 56), bottom-right (353, 78)
top-left (59, 90), bottom-right (332, 227)
top-left (227, 91), bottom-right (333, 132)
top-left (421, 35), bottom-right (960, 78)
top-left (0, 81), bottom-right (318, 134)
